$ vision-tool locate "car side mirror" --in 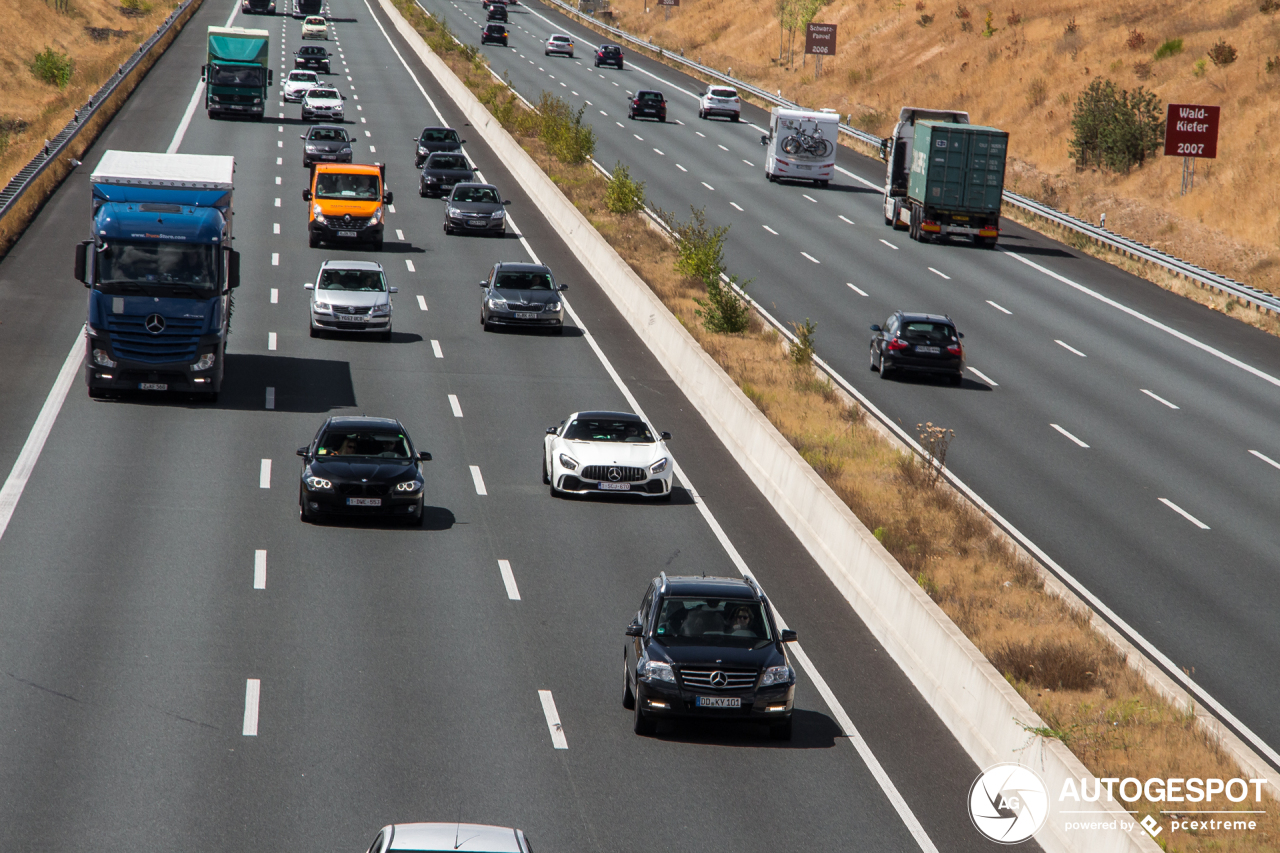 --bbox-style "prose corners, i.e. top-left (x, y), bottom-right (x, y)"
top-left (625, 622), bottom-right (643, 637)
top-left (781, 629), bottom-right (797, 643)
top-left (869, 324), bottom-right (882, 332)
top-left (304, 283), bottom-right (314, 290)
top-left (760, 135), bottom-right (768, 146)
top-left (958, 332), bottom-right (965, 339)
top-left (558, 283), bottom-right (568, 291)
top-left (383, 191), bottom-right (394, 204)
top-left (296, 446), bottom-right (310, 458)
top-left (418, 450), bottom-right (432, 461)
top-left (341, 94), bottom-right (347, 100)
top-left (300, 134), bottom-right (306, 139)
top-left (389, 287), bottom-right (398, 293)
top-left (660, 431), bottom-right (672, 441)
top-left (461, 139), bottom-right (468, 144)
top-left (501, 199), bottom-right (511, 206)
top-left (546, 426), bottom-right (558, 434)
top-left (74, 240), bottom-right (90, 284)
top-left (302, 189), bottom-right (312, 202)
top-left (226, 249), bottom-right (241, 289)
